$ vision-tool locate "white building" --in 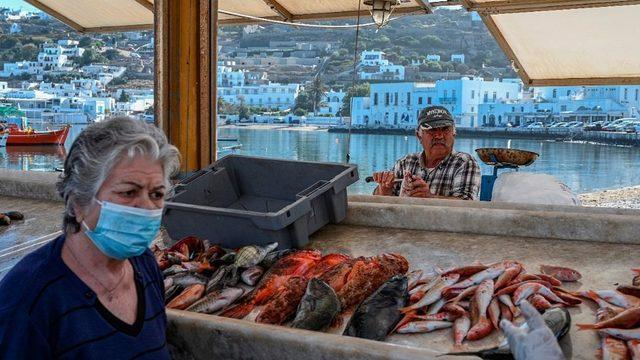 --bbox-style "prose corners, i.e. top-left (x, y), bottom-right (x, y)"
top-left (218, 83), bottom-right (300, 111)
top-left (9, 23), bottom-right (21, 34)
top-left (451, 54), bottom-right (465, 64)
top-left (358, 50), bottom-right (405, 81)
top-left (351, 77), bottom-right (522, 128)
top-left (318, 90), bottom-right (346, 116)
top-left (81, 65), bottom-right (127, 85)
top-left (0, 40), bottom-right (85, 77)
top-left (218, 65), bottom-right (245, 87)
top-left (479, 85), bottom-right (640, 126)
top-left (426, 55), bottom-right (441, 62)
